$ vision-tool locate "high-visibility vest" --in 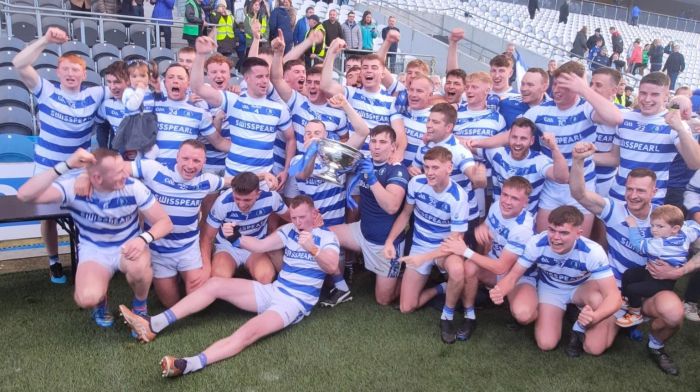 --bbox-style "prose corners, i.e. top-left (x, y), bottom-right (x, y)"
top-left (215, 14), bottom-right (234, 40)
top-left (306, 24), bottom-right (326, 57)
top-left (245, 15), bottom-right (268, 39)
top-left (183, 0), bottom-right (200, 37)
